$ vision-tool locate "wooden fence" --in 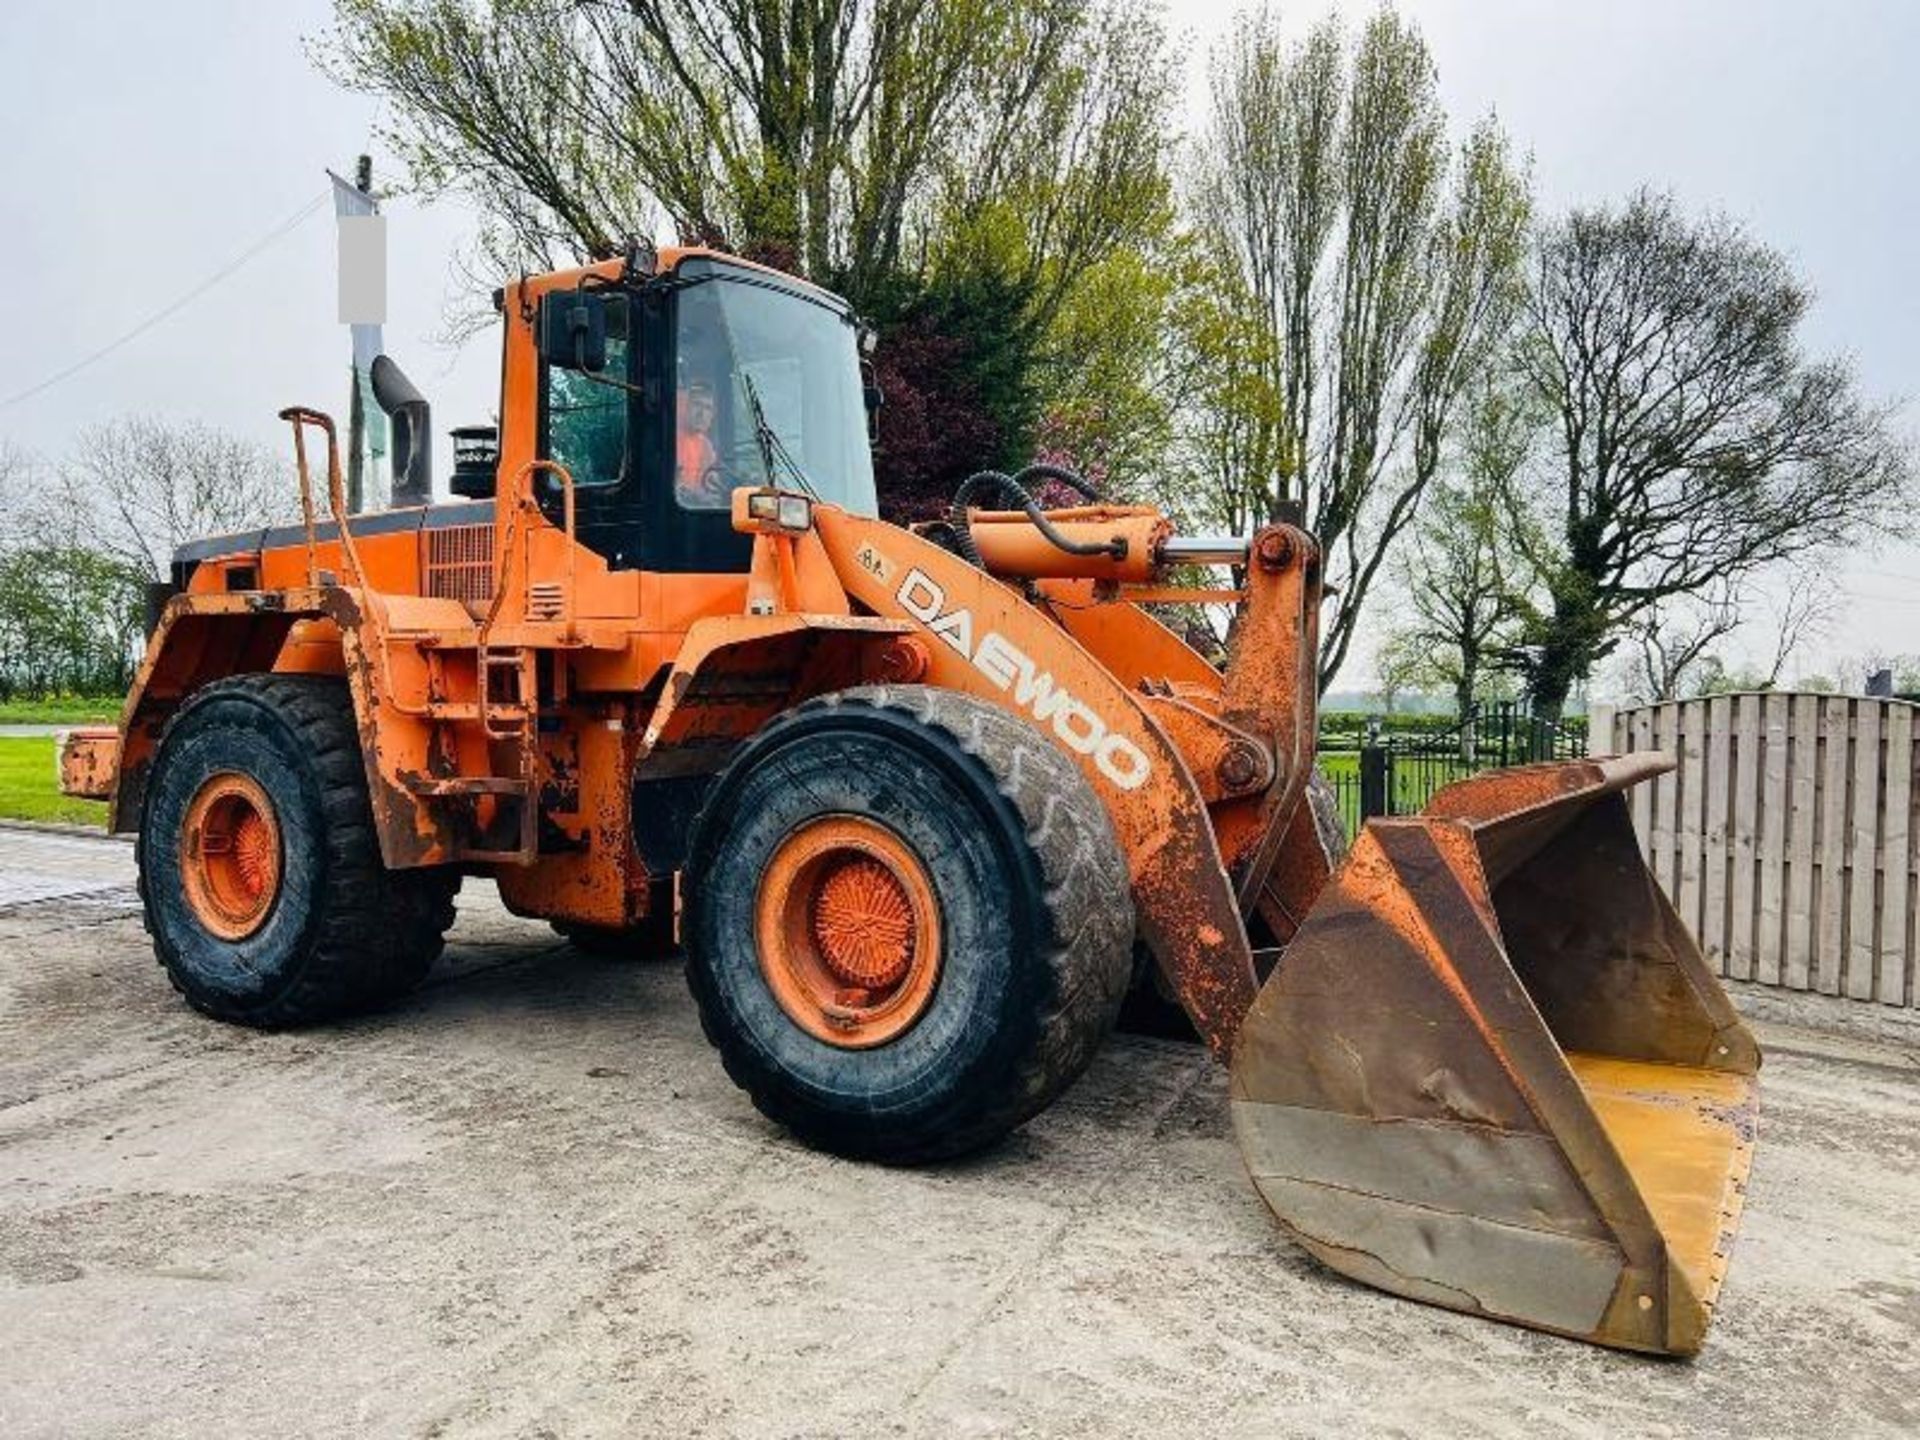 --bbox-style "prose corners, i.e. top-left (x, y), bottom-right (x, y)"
top-left (1588, 694), bottom-right (1918, 1007)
